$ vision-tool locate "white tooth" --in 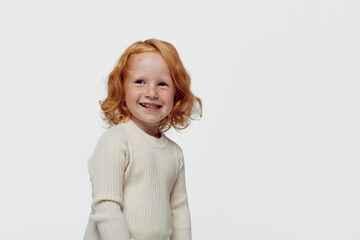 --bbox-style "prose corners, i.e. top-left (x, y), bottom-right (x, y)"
top-left (142, 103), bottom-right (158, 108)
